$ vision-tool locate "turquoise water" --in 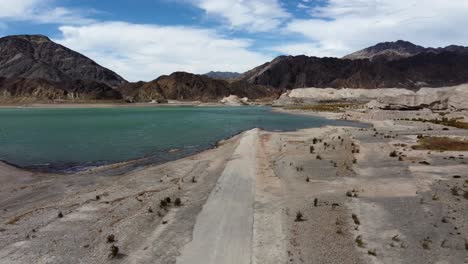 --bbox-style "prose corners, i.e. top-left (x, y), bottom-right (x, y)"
top-left (0, 106), bottom-right (366, 172)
